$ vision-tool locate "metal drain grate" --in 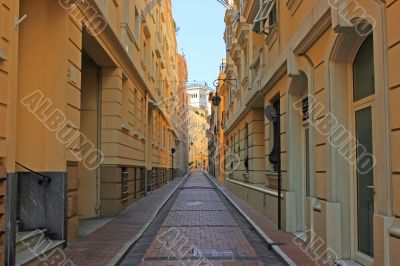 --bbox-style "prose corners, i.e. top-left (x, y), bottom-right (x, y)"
top-left (192, 249), bottom-right (235, 259)
top-left (186, 202), bottom-right (202, 206)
